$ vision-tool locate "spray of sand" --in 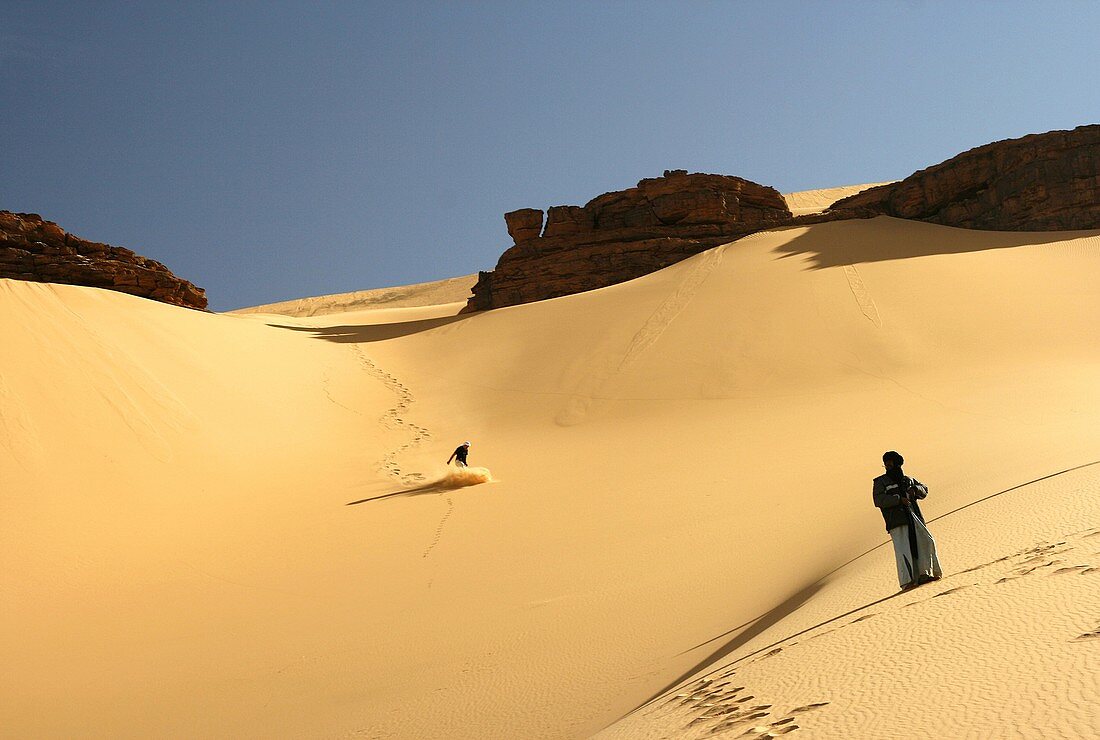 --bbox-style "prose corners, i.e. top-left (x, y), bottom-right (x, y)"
top-left (436, 466), bottom-right (493, 489)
